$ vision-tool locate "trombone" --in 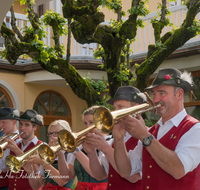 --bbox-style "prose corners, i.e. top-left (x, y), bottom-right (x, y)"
top-left (0, 132), bottom-right (23, 159)
top-left (5, 142), bottom-right (44, 173)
